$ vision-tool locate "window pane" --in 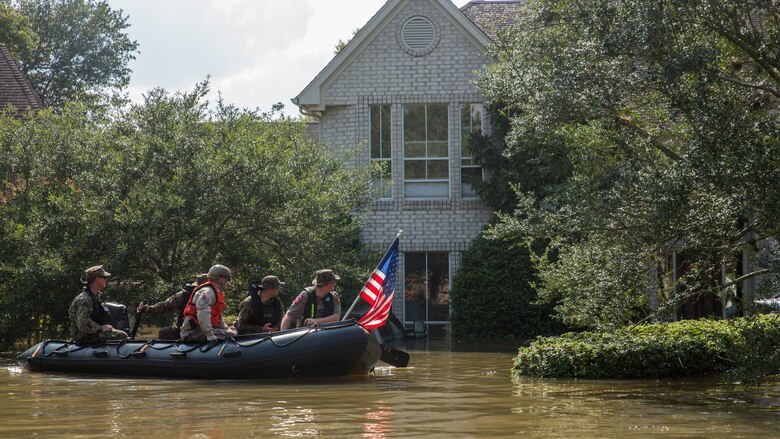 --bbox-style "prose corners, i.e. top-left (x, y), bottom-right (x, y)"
top-left (404, 253), bottom-right (427, 323)
top-left (404, 105), bottom-right (426, 142)
top-left (373, 177), bottom-right (391, 198)
top-left (404, 160), bottom-right (426, 179)
top-left (404, 181), bottom-right (448, 198)
top-left (427, 104), bottom-right (448, 142)
top-left (371, 160), bottom-right (391, 198)
top-left (370, 106), bottom-right (381, 158)
top-left (427, 252), bottom-right (450, 322)
top-left (461, 104), bottom-right (483, 158)
top-left (381, 105), bottom-right (391, 158)
top-left (371, 105), bottom-right (392, 159)
top-left (427, 159), bottom-right (449, 179)
top-left (404, 140), bottom-right (426, 157)
top-left (428, 140), bottom-right (448, 157)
